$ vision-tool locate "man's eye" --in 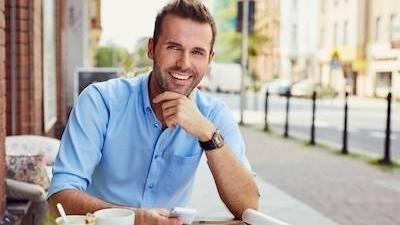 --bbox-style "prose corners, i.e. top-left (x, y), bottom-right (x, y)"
top-left (192, 50), bottom-right (204, 56)
top-left (167, 46), bottom-right (179, 50)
